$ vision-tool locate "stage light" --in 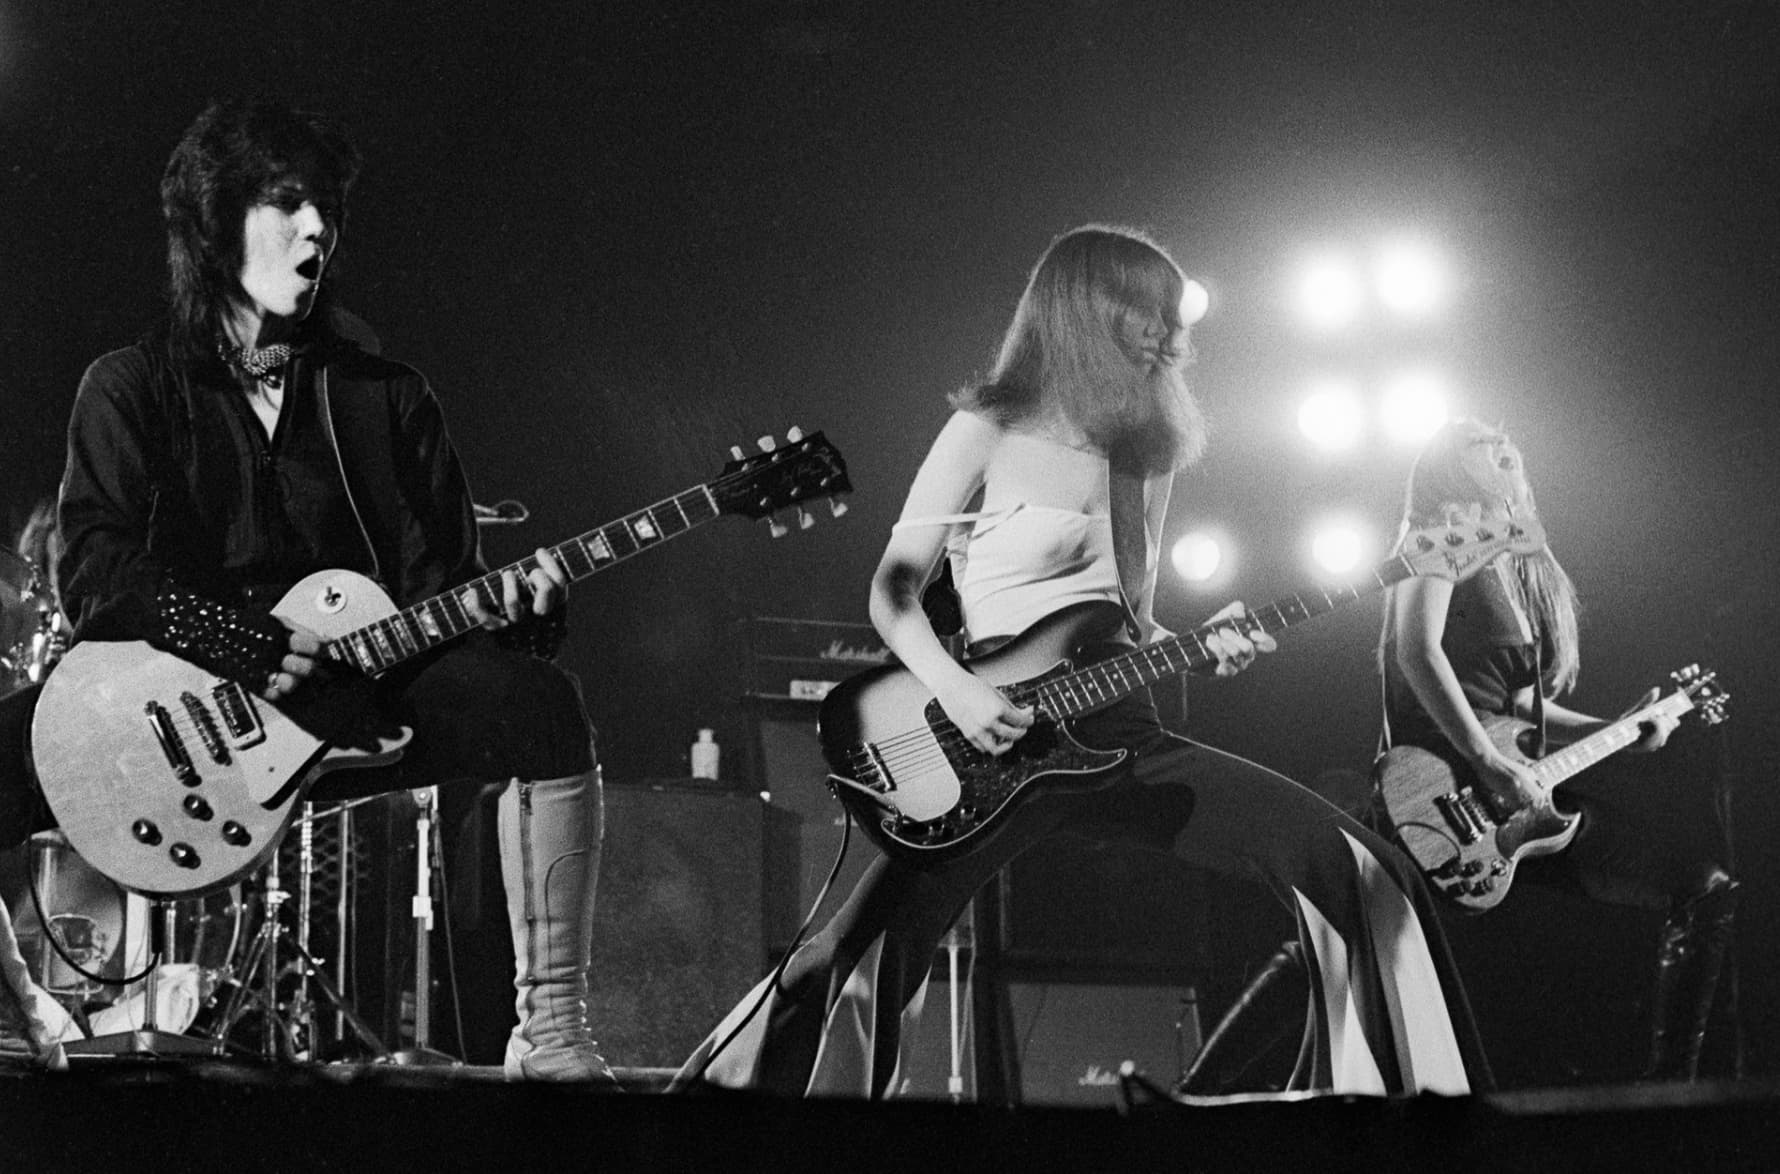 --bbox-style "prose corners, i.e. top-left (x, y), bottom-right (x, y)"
top-left (1309, 518), bottom-right (1372, 577)
top-left (1171, 530), bottom-right (1224, 583)
top-left (1379, 367), bottom-right (1450, 446)
top-left (1297, 254), bottom-right (1364, 332)
top-left (1296, 376), bottom-right (1365, 452)
top-left (1180, 278), bottom-right (1210, 325)
top-left (1374, 238), bottom-right (1446, 320)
